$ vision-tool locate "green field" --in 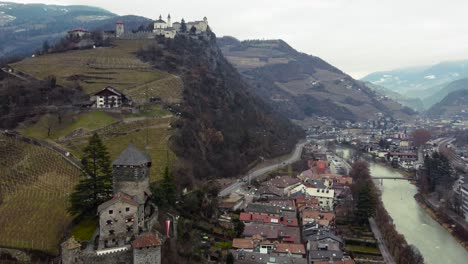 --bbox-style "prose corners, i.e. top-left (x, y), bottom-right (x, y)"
top-left (71, 218), bottom-right (98, 242)
top-left (345, 245), bottom-right (381, 254)
top-left (11, 39), bottom-right (183, 103)
top-left (0, 135), bottom-right (80, 255)
top-left (21, 111), bottom-right (118, 140)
